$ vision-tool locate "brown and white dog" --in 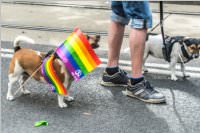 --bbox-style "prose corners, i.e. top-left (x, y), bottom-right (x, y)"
top-left (7, 35), bottom-right (100, 108)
